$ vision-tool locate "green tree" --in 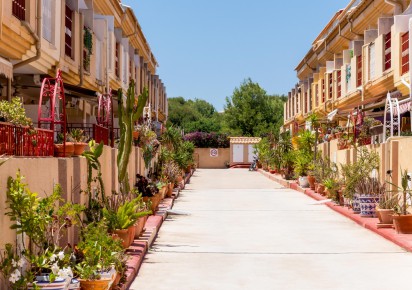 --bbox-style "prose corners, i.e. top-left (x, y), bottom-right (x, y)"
top-left (223, 79), bottom-right (286, 136)
top-left (167, 97), bottom-right (223, 133)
